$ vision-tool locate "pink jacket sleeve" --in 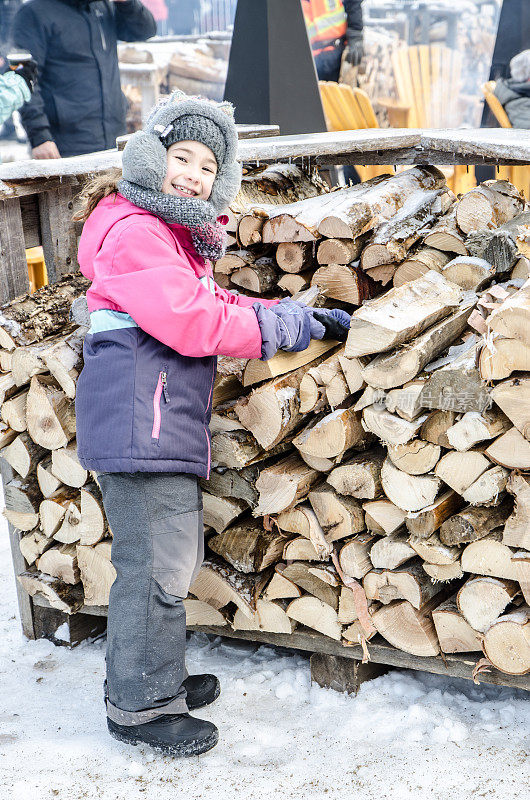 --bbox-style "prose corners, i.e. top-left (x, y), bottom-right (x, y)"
top-left (97, 219), bottom-right (263, 359)
top-left (213, 282), bottom-right (280, 309)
